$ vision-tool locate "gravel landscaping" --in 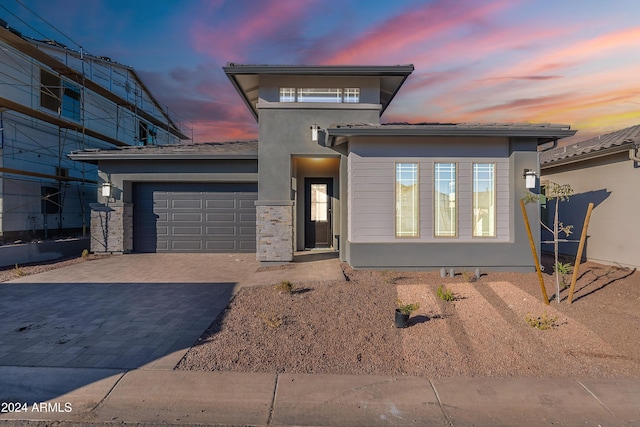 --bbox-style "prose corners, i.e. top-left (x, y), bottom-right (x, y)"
top-left (177, 259), bottom-right (640, 379)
